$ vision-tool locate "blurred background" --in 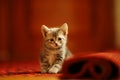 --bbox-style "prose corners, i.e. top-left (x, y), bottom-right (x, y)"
top-left (0, 0), bottom-right (120, 61)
